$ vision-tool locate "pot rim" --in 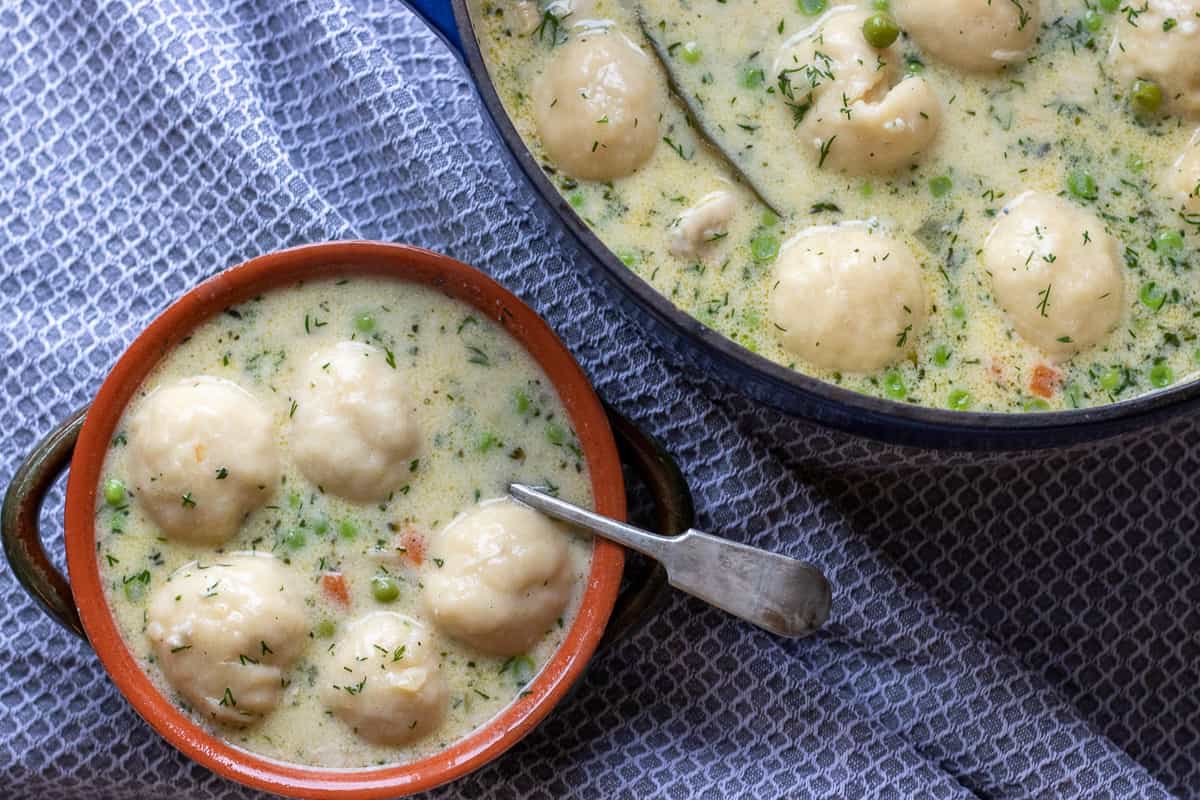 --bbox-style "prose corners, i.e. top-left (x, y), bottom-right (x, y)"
top-left (62, 241), bottom-right (626, 798)
top-left (447, 0), bottom-right (1200, 449)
